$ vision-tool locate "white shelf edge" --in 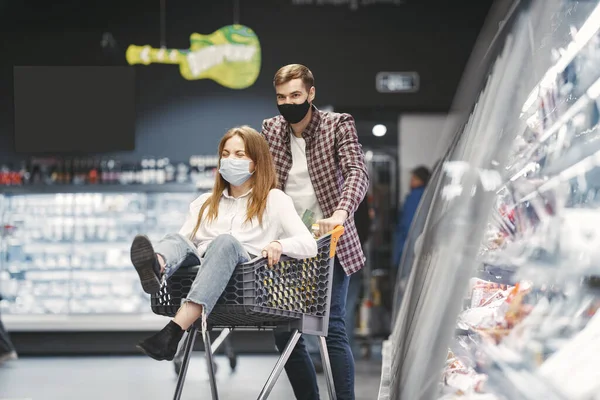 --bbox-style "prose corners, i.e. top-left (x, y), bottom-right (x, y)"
top-left (3, 313), bottom-right (167, 331)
